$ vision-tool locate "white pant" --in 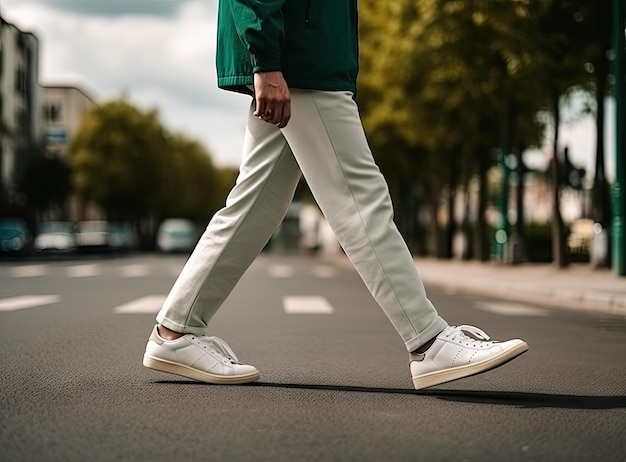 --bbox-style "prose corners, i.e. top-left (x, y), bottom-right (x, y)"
top-left (156, 89), bottom-right (447, 351)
